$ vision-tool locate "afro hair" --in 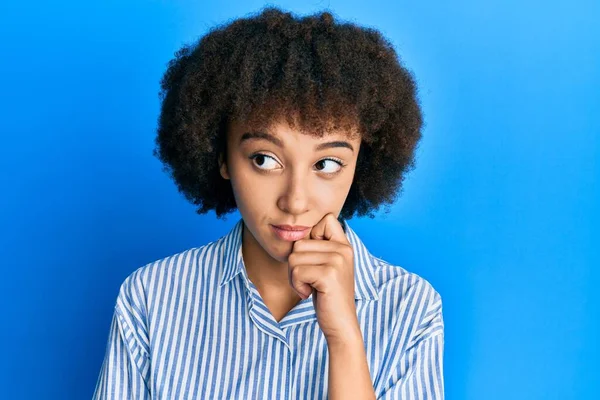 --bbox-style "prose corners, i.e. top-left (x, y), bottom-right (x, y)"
top-left (154, 6), bottom-right (424, 221)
